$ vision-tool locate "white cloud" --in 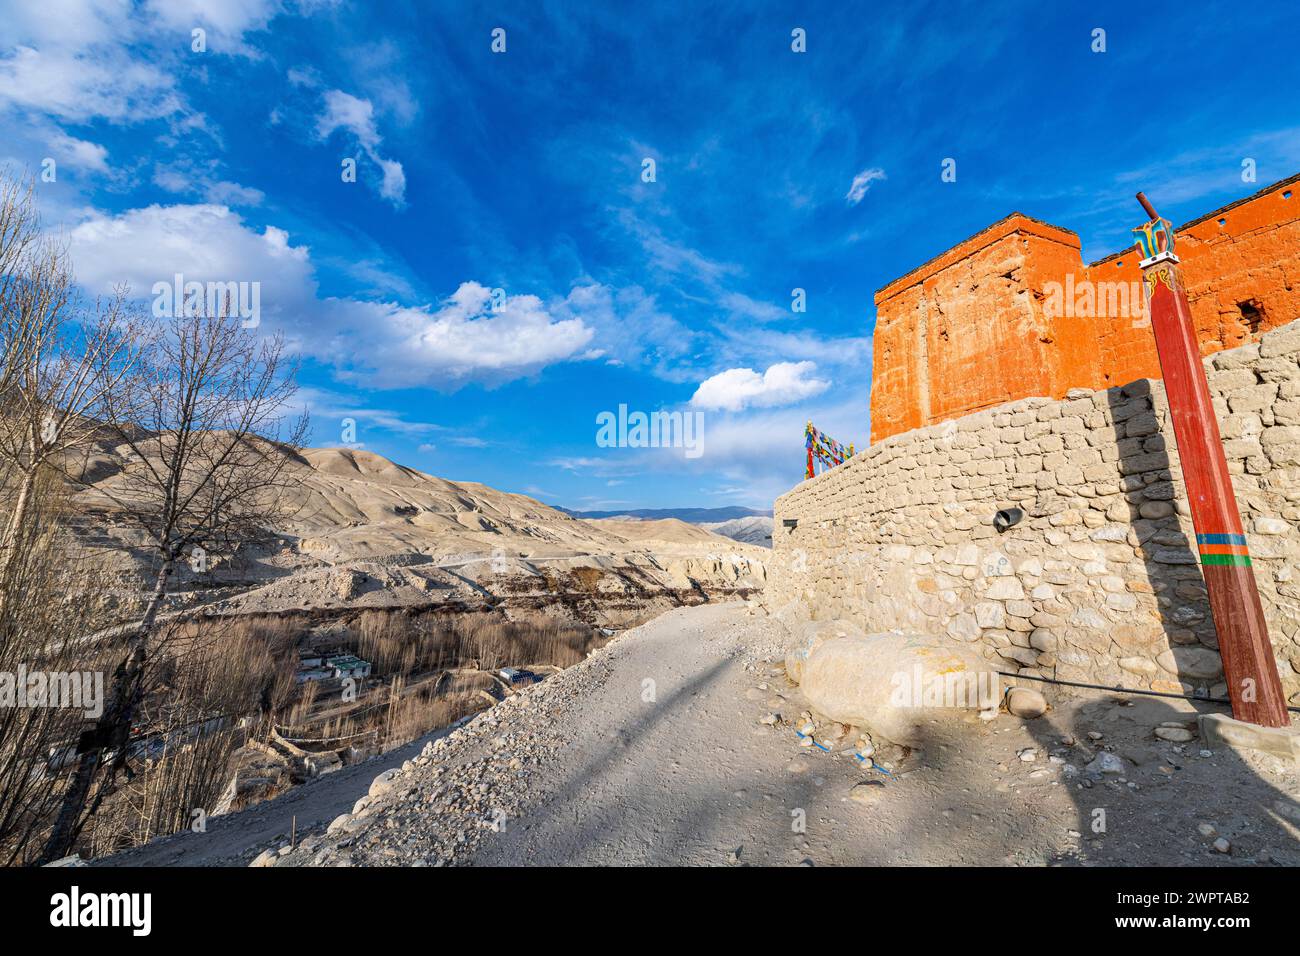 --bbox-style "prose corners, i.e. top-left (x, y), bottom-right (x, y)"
top-left (616, 208), bottom-right (740, 285)
top-left (316, 89), bottom-right (407, 206)
top-left (347, 40), bottom-right (420, 127)
top-left (317, 90), bottom-right (380, 147)
top-left (661, 384), bottom-right (871, 505)
top-left (0, 45), bottom-right (182, 124)
top-left (0, 0), bottom-right (333, 172)
top-left (204, 180), bottom-right (266, 206)
top-left (0, 0), bottom-right (133, 50)
top-left (66, 203), bottom-right (313, 303)
top-left (143, 0), bottom-right (291, 55)
top-left (64, 203), bottom-right (594, 388)
top-left (551, 282), bottom-right (701, 382)
top-left (547, 455), bottom-right (641, 478)
top-left (690, 361), bottom-right (830, 412)
top-left (294, 386), bottom-right (440, 439)
top-left (691, 397), bottom-right (865, 505)
top-left (48, 131), bottom-right (110, 172)
top-left (350, 282), bottom-right (594, 387)
top-left (153, 162), bottom-right (264, 206)
top-left (335, 257), bottom-right (417, 300)
top-left (719, 291), bottom-right (786, 323)
top-left (287, 65), bottom-right (322, 88)
top-left (581, 388), bottom-right (869, 509)
top-left (845, 166), bottom-right (886, 205)
top-left (377, 158), bottom-right (406, 204)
